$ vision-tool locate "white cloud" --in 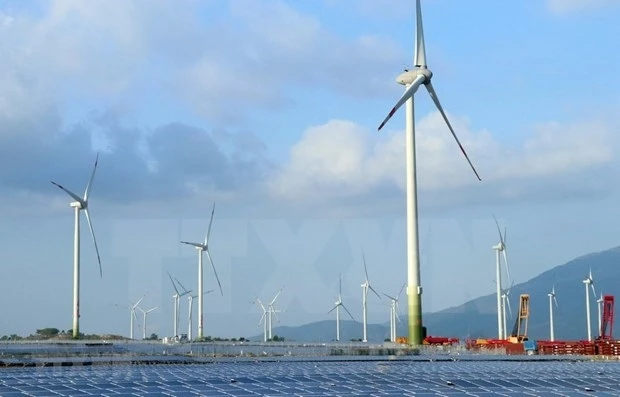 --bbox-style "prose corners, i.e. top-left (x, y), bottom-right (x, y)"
top-left (268, 113), bottom-right (616, 206)
top-left (547, 0), bottom-right (620, 14)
